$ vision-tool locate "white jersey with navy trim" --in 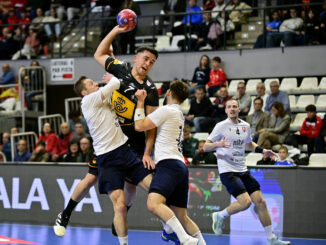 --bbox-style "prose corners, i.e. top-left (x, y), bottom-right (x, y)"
top-left (147, 104), bottom-right (184, 164)
top-left (81, 78), bottom-right (128, 156)
top-left (208, 118), bottom-right (251, 174)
